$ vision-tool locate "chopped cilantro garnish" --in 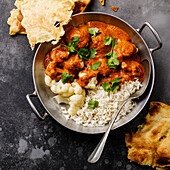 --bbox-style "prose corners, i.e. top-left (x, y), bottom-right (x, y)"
top-left (106, 51), bottom-right (120, 69)
top-left (64, 44), bottom-right (78, 53)
top-left (91, 62), bottom-right (101, 70)
top-left (90, 48), bottom-right (97, 59)
top-left (61, 72), bottom-right (73, 83)
top-left (102, 78), bottom-right (122, 94)
top-left (88, 27), bottom-right (100, 38)
top-left (69, 36), bottom-right (79, 45)
top-left (102, 82), bottom-right (111, 92)
top-left (62, 36), bottom-right (79, 52)
top-left (111, 83), bottom-right (120, 93)
top-left (88, 100), bottom-right (99, 109)
top-left (103, 36), bottom-right (112, 45)
top-left (110, 78), bottom-right (122, 84)
top-left (77, 48), bottom-right (90, 61)
top-left (103, 36), bottom-right (119, 69)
